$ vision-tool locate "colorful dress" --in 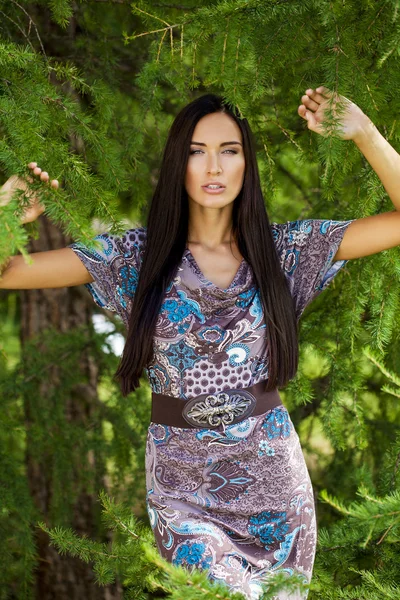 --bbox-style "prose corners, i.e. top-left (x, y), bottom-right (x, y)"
top-left (68, 218), bottom-right (354, 599)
